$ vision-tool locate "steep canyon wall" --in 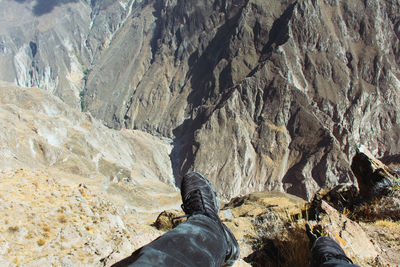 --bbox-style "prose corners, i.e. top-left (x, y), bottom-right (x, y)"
top-left (2, 0), bottom-right (400, 200)
top-left (83, 0), bottom-right (400, 200)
